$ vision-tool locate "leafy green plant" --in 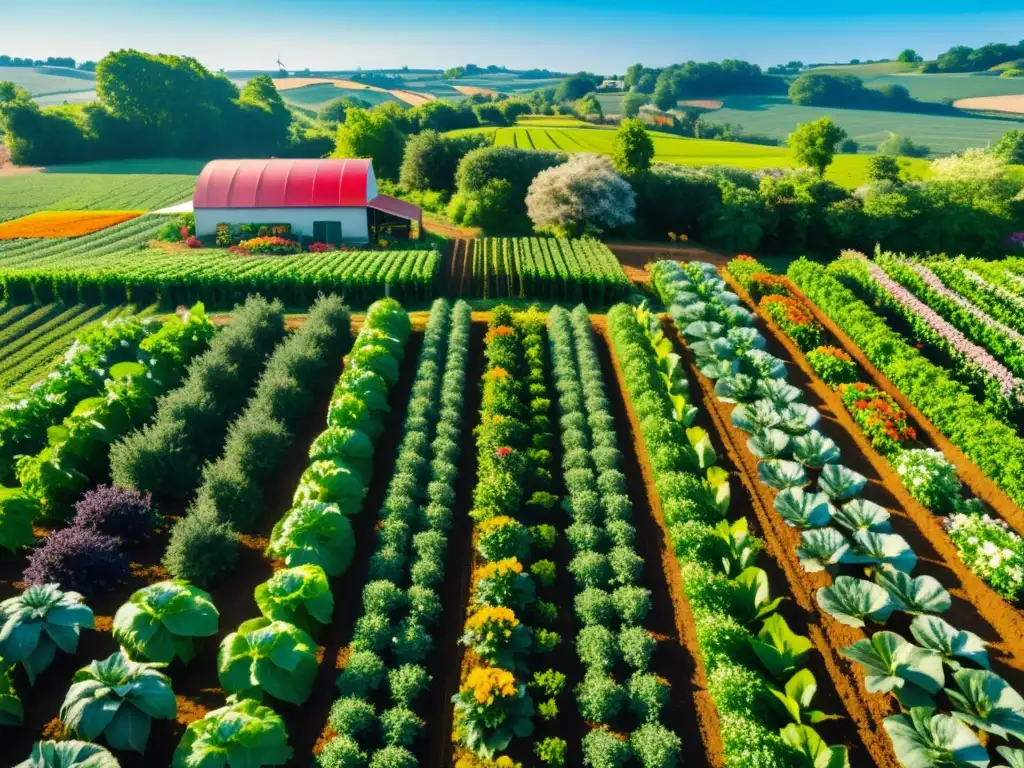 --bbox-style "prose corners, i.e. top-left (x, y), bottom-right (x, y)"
top-left (217, 618), bottom-right (318, 705)
top-left (840, 630), bottom-right (944, 707)
top-left (254, 564), bottom-right (334, 634)
top-left (769, 669), bottom-right (841, 725)
top-left (831, 498), bottom-right (891, 533)
top-left (791, 431), bottom-right (841, 469)
top-left (266, 501), bottom-right (356, 576)
top-left (535, 737), bottom-right (567, 767)
top-left (749, 614), bottom-right (812, 682)
top-left (112, 580), bottom-right (219, 664)
top-left (818, 464), bottom-right (866, 500)
top-left (0, 584), bottom-right (94, 683)
top-left (451, 666), bottom-right (534, 759)
top-left (172, 697), bottom-right (293, 767)
top-left (0, 665), bottom-right (22, 726)
top-left (732, 567), bottom-right (785, 626)
top-left (708, 517), bottom-right (760, 577)
top-left (797, 528), bottom-right (850, 573)
top-left (946, 669), bottom-right (1024, 741)
top-left (817, 576), bottom-right (894, 628)
top-left (13, 740), bottom-right (120, 768)
top-left (775, 488), bottom-right (834, 529)
top-left (873, 565), bottom-right (951, 615)
top-left (780, 724), bottom-right (849, 768)
top-left (909, 615), bottom-right (989, 671)
top-left (0, 489), bottom-right (39, 553)
top-left (884, 707), bottom-right (987, 768)
top-left (60, 650), bottom-right (176, 753)
top-left (758, 459), bottom-right (808, 490)
top-left (748, 429), bottom-right (791, 460)
top-left (848, 531), bottom-right (917, 573)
